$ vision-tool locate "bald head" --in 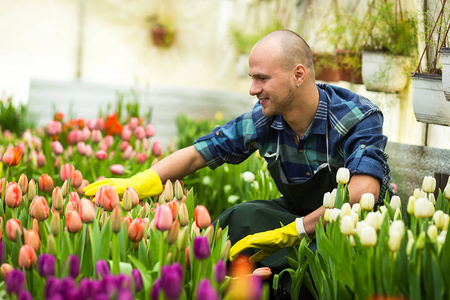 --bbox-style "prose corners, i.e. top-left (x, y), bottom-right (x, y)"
top-left (253, 30), bottom-right (314, 76)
